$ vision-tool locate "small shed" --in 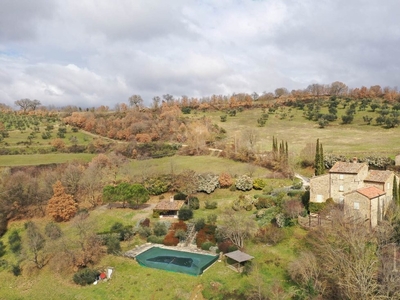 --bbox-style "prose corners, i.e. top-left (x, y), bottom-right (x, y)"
top-left (153, 197), bottom-right (184, 218)
top-left (224, 250), bottom-right (254, 273)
